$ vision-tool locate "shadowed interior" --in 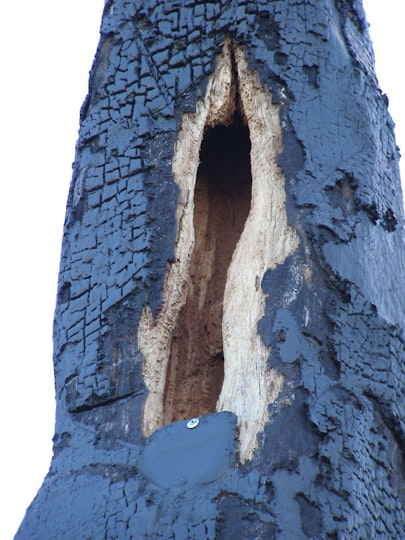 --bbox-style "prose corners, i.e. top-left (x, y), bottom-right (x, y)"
top-left (163, 112), bottom-right (252, 423)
